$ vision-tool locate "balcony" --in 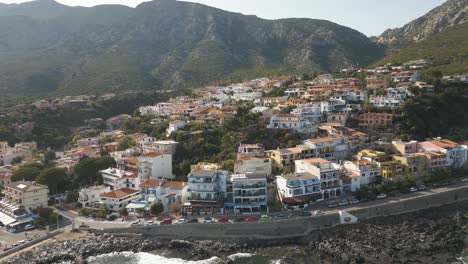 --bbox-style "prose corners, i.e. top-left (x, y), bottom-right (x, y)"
top-left (233, 184), bottom-right (266, 189)
top-left (188, 196), bottom-right (218, 202)
top-left (233, 190), bottom-right (266, 197)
